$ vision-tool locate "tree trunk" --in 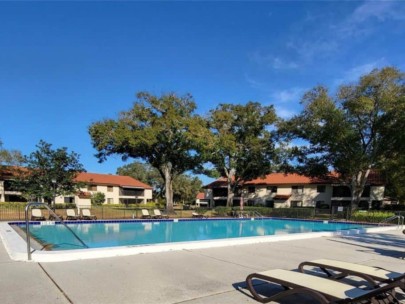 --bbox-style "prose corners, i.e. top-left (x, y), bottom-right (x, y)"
top-left (226, 169), bottom-right (235, 207)
top-left (348, 168), bottom-right (371, 219)
top-left (162, 163), bottom-right (174, 213)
